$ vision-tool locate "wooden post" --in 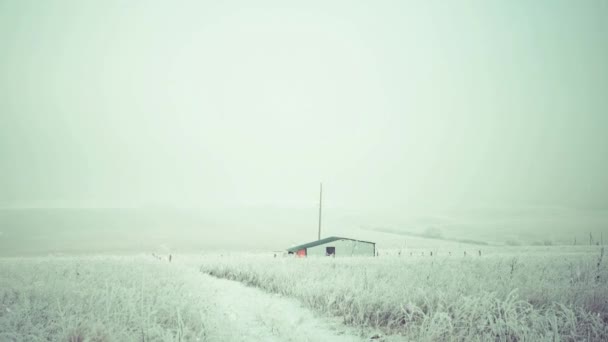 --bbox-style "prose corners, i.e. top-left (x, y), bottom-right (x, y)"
top-left (318, 182), bottom-right (323, 240)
